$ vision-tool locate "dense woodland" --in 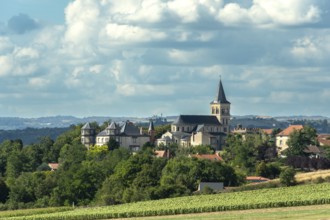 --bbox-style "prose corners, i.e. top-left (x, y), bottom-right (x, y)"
top-left (0, 123), bottom-right (329, 210)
